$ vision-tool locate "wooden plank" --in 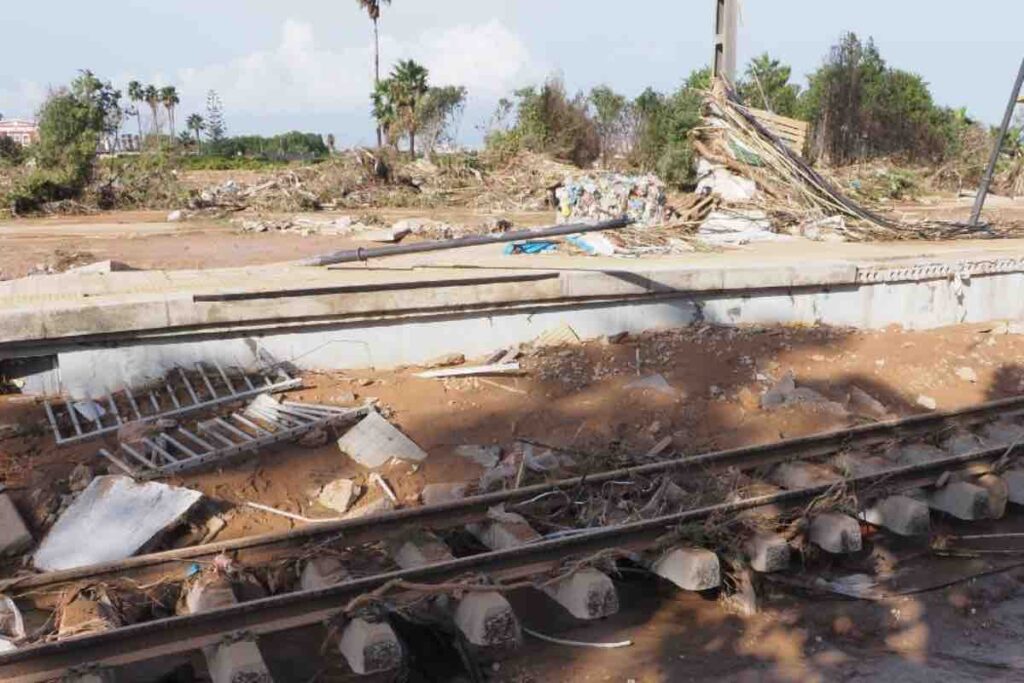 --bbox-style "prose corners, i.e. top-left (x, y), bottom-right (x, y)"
top-left (746, 107), bottom-right (809, 154)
